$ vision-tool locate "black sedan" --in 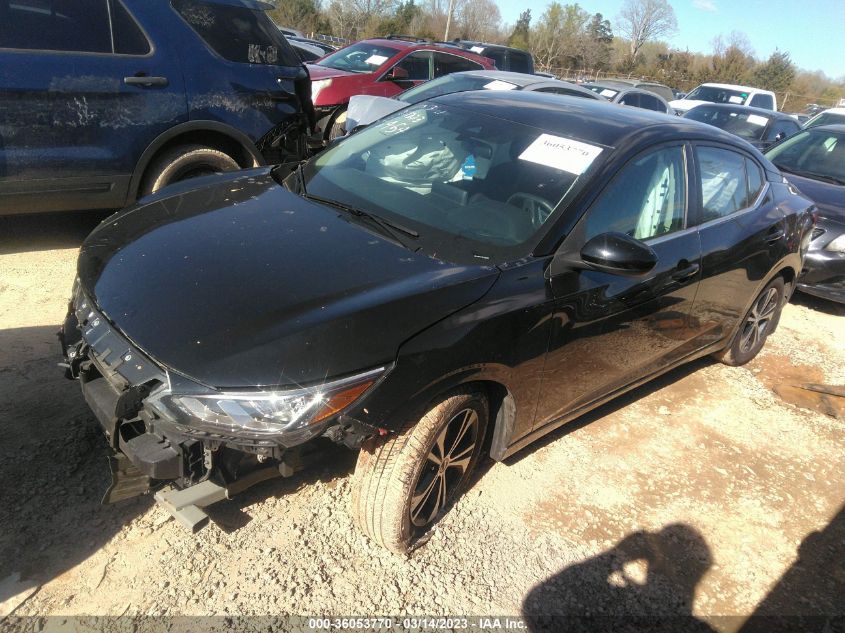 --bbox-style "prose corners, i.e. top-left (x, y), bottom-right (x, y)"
top-left (684, 103), bottom-right (801, 150)
top-left (766, 124), bottom-right (845, 303)
top-left (61, 92), bottom-right (814, 552)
